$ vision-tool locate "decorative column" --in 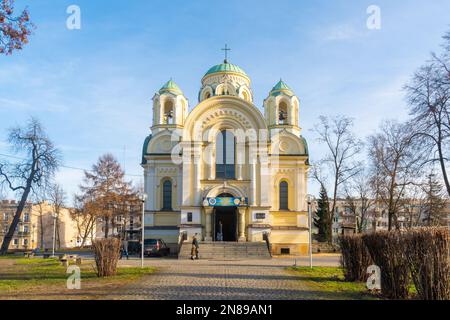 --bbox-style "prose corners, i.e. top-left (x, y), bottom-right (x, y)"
top-left (204, 207), bottom-right (213, 242)
top-left (208, 143), bottom-right (216, 180)
top-left (249, 142), bottom-right (257, 206)
top-left (238, 207), bottom-right (247, 242)
top-left (181, 144), bottom-right (192, 206)
top-left (193, 143), bottom-right (202, 205)
top-left (259, 145), bottom-right (270, 207)
top-left (236, 142), bottom-right (245, 180)
top-left (145, 165), bottom-right (156, 211)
